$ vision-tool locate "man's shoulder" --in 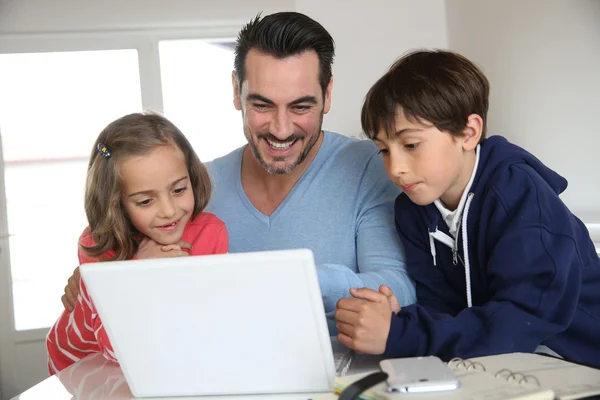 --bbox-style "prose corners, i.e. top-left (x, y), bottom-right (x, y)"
top-left (322, 131), bottom-right (379, 166)
top-left (205, 146), bottom-right (244, 177)
top-left (318, 131), bottom-right (399, 199)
